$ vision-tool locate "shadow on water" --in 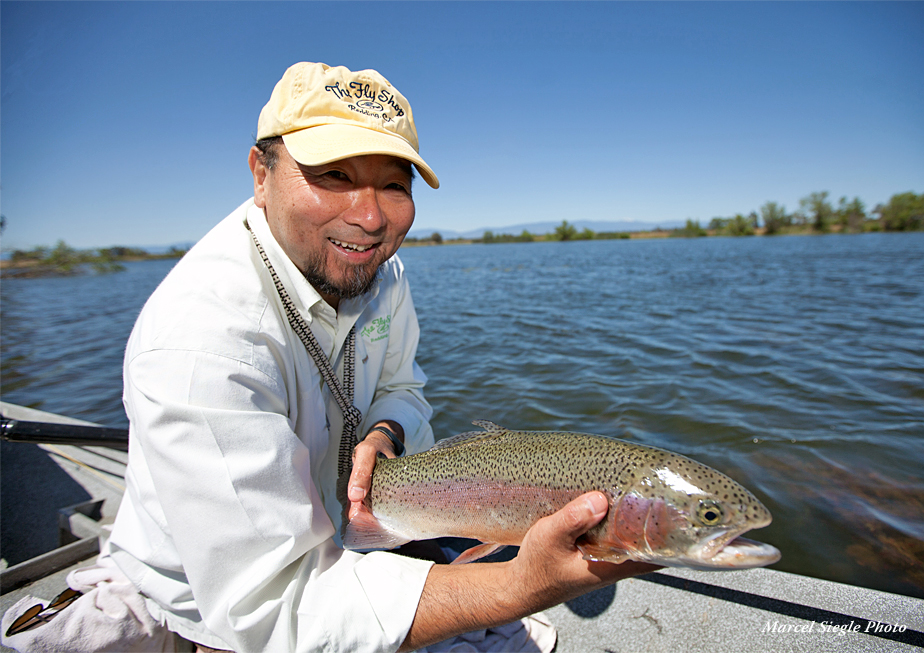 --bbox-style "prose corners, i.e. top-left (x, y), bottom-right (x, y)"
top-left (751, 450), bottom-right (924, 599)
top-left (0, 440), bottom-right (93, 565)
